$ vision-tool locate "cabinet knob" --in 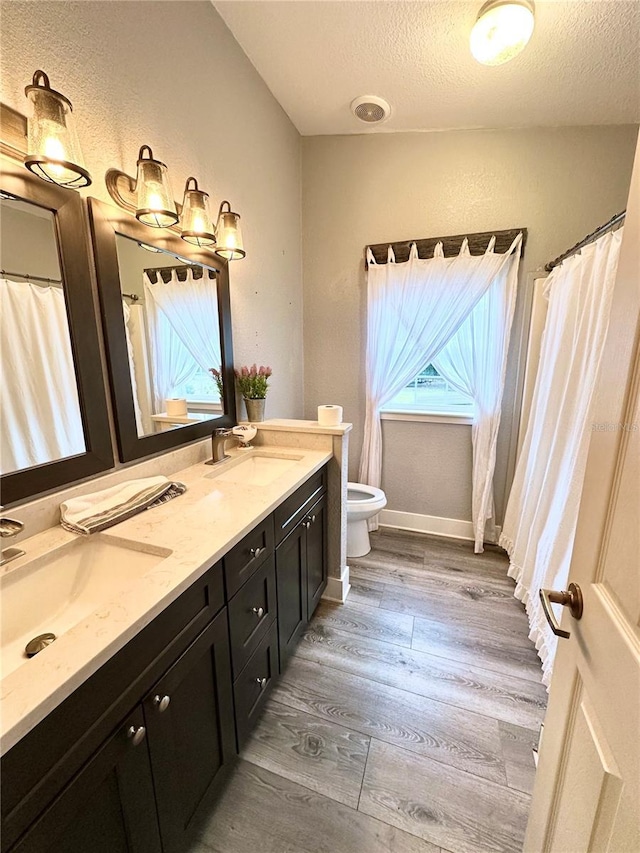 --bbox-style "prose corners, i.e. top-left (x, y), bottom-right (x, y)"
top-left (255, 677), bottom-right (267, 689)
top-left (127, 725), bottom-right (146, 747)
top-left (153, 694), bottom-right (171, 713)
top-left (252, 606), bottom-right (265, 618)
top-left (249, 546), bottom-right (265, 559)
